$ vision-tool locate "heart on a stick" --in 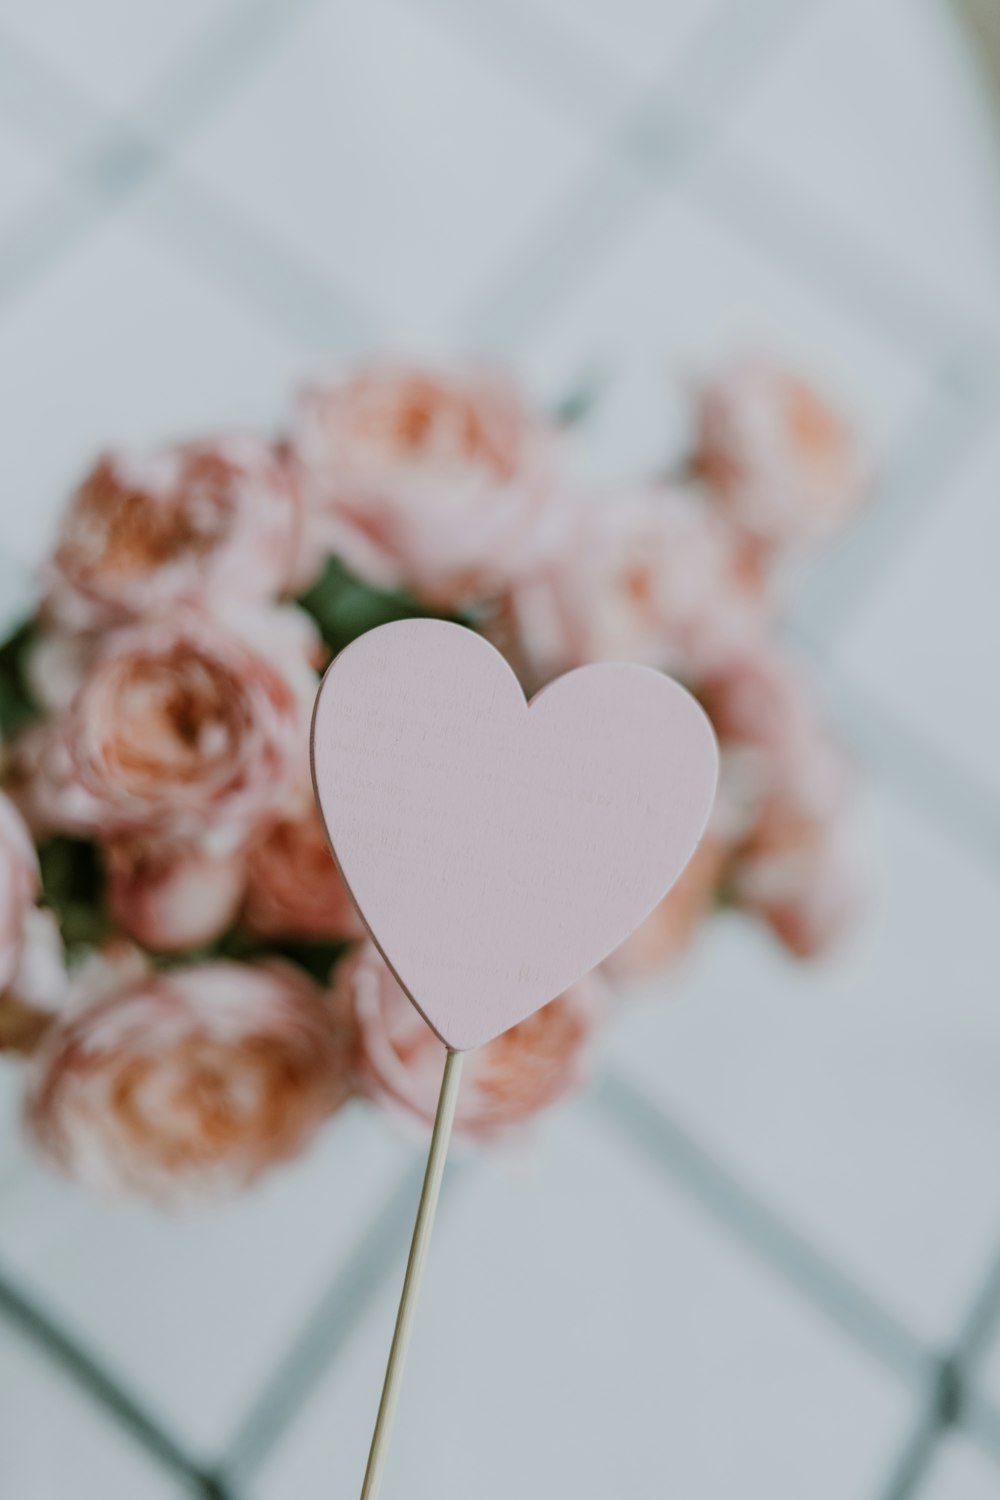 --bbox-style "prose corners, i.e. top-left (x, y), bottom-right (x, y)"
top-left (311, 620), bottom-right (718, 1051)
